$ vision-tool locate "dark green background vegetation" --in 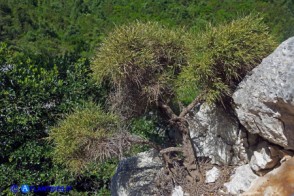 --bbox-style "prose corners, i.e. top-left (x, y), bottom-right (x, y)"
top-left (1, 0), bottom-right (293, 195)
